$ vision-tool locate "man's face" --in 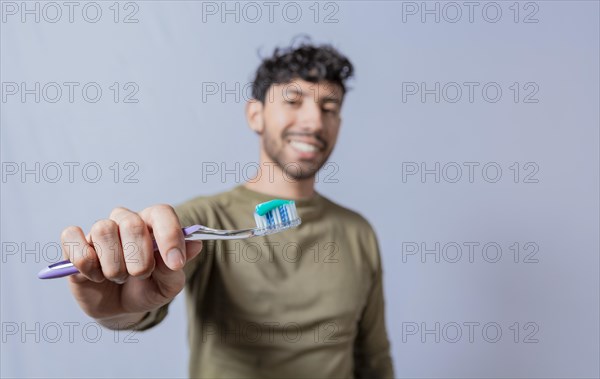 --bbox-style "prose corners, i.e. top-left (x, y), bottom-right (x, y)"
top-left (258, 79), bottom-right (344, 180)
